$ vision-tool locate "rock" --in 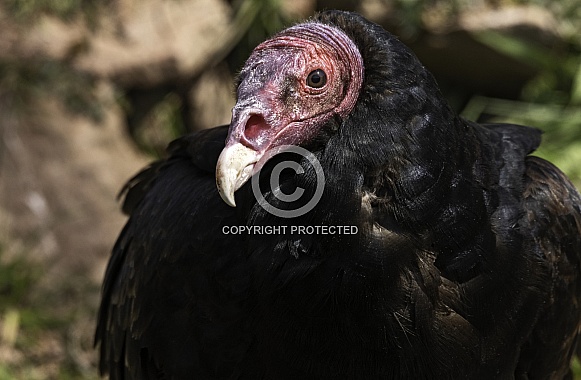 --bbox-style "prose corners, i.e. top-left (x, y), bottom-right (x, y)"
top-left (1, 0), bottom-right (233, 87)
top-left (0, 7), bottom-right (85, 62)
top-left (74, 0), bottom-right (233, 86)
top-left (356, 2), bottom-right (563, 101)
top-left (459, 6), bottom-right (560, 47)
